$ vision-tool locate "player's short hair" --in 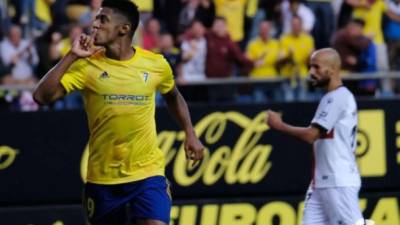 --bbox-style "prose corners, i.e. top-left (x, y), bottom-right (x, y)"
top-left (101, 0), bottom-right (140, 35)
